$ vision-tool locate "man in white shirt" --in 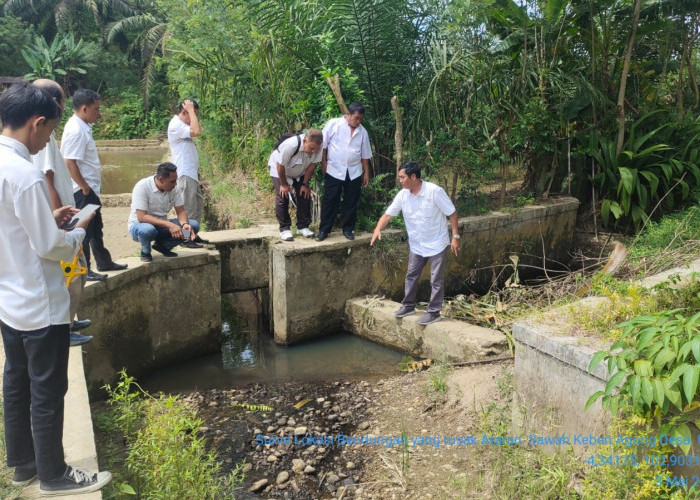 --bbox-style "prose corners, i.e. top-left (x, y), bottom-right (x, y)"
top-left (268, 129), bottom-right (323, 241)
top-left (370, 161), bottom-right (460, 325)
top-left (31, 79), bottom-right (92, 347)
top-left (168, 99), bottom-right (207, 243)
top-left (316, 102), bottom-right (372, 241)
top-left (61, 89), bottom-right (127, 280)
top-left (128, 162), bottom-right (200, 262)
top-left (0, 82), bottom-right (112, 495)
